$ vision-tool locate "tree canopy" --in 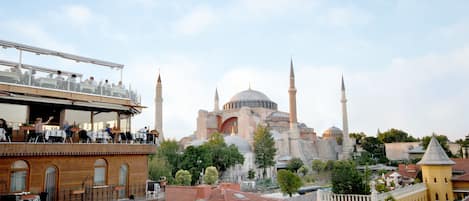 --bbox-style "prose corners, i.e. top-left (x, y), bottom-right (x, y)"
top-left (204, 166), bottom-right (219, 185)
top-left (253, 125), bottom-right (277, 178)
top-left (175, 170), bottom-right (192, 186)
top-left (378, 128), bottom-right (417, 143)
top-left (287, 158), bottom-right (304, 173)
top-left (312, 159), bottom-right (326, 173)
top-left (277, 170), bottom-right (302, 197)
top-left (331, 160), bottom-right (369, 195)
